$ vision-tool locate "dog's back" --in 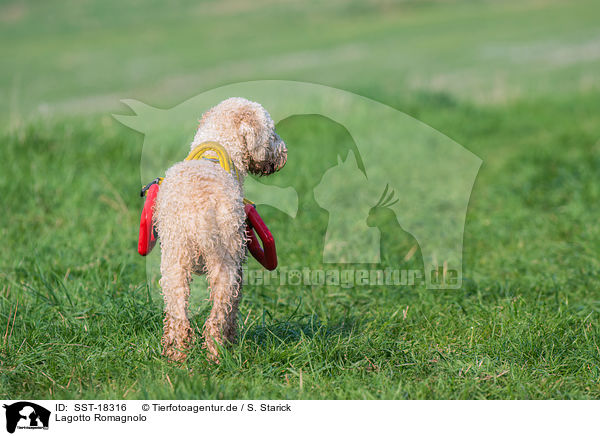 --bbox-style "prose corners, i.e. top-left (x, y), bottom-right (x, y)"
top-left (155, 159), bottom-right (246, 273)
